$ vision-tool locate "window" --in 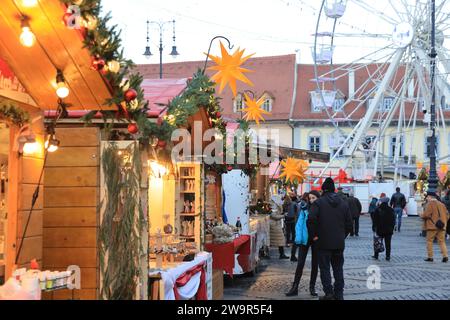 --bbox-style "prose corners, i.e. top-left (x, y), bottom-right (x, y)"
top-left (309, 136), bottom-right (321, 152)
top-left (332, 148), bottom-right (344, 157)
top-left (262, 97), bottom-right (272, 112)
top-left (425, 136), bottom-right (439, 158)
top-left (367, 97), bottom-right (395, 111)
top-left (333, 98), bottom-right (345, 112)
top-left (233, 94), bottom-right (243, 113)
top-left (390, 136), bottom-right (404, 158)
top-left (382, 97), bottom-right (395, 111)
